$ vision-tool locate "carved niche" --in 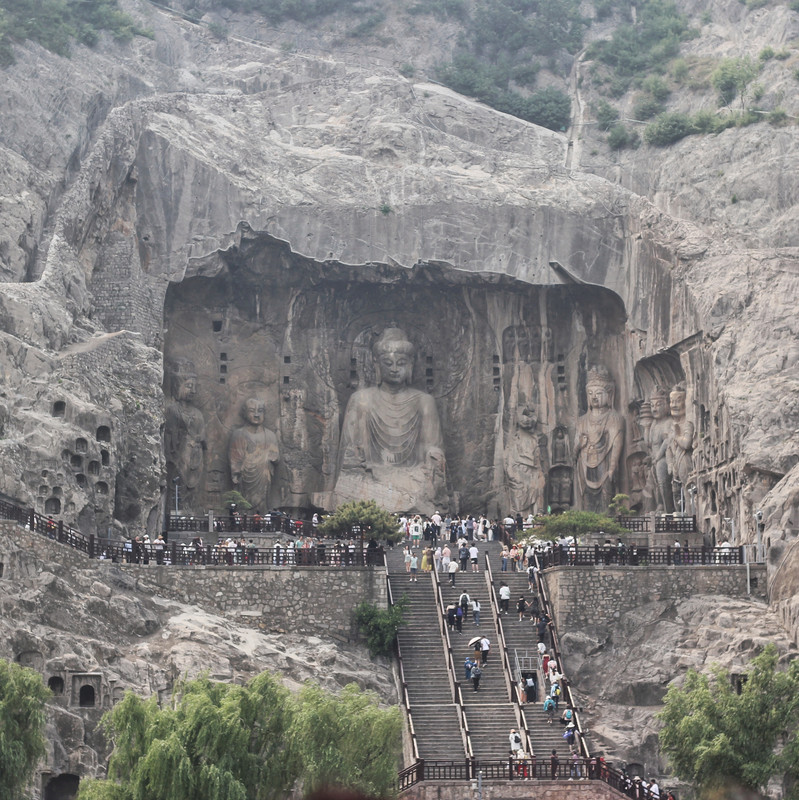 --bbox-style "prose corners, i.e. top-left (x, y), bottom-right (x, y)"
top-left (162, 238), bottom-right (629, 516)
